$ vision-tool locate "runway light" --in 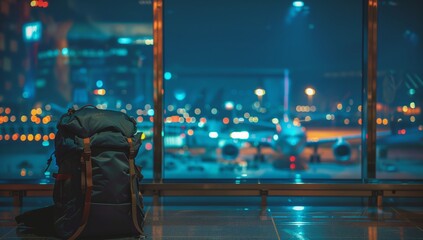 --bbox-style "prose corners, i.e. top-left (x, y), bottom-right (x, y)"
top-left (224, 101), bottom-right (234, 110)
top-left (96, 80), bottom-right (104, 88)
top-left (304, 87), bottom-right (315, 96)
top-left (410, 102), bottom-right (416, 109)
top-left (20, 168), bottom-right (27, 177)
top-left (187, 129), bottom-right (194, 136)
top-left (230, 131), bottom-right (249, 140)
top-left (118, 37), bottom-right (132, 44)
top-left (209, 132), bottom-right (219, 138)
top-left (292, 206), bottom-right (305, 211)
top-left (93, 89), bottom-right (106, 95)
top-left (410, 116), bottom-right (416, 122)
top-left (402, 106), bottom-right (408, 112)
top-left (254, 88), bottom-right (266, 97)
top-left (409, 89), bottom-right (416, 95)
top-left (292, 1), bottom-right (304, 7)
